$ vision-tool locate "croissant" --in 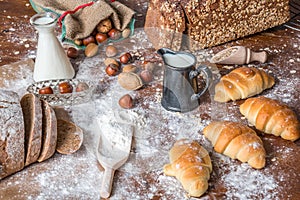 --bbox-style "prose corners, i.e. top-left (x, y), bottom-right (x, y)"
top-left (214, 66), bottom-right (275, 102)
top-left (240, 96), bottom-right (300, 141)
top-left (163, 139), bottom-right (212, 197)
top-left (203, 121), bottom-right (266, 169)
